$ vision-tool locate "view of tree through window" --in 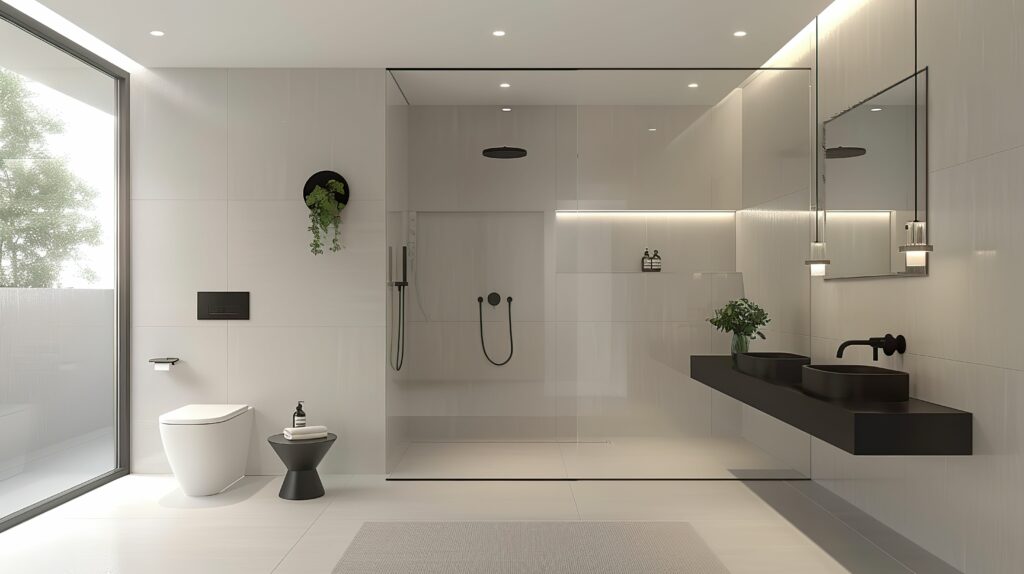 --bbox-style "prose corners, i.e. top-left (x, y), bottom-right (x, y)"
top-left (0, 68), bottom-right (102, 287)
